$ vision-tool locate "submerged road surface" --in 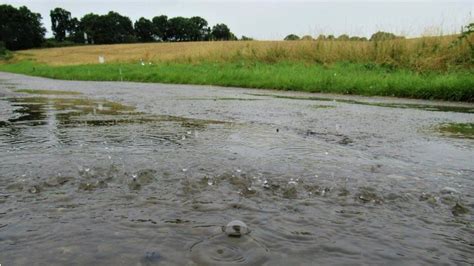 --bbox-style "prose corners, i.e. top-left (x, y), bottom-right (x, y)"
top-left (0, 72), bottom-right (473, 265)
